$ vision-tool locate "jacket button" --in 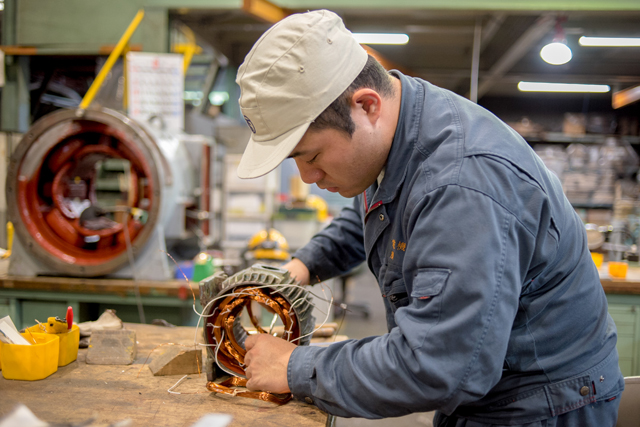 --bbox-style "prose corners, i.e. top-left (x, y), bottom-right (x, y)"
top-left (304, 397), bottom-right (313, 404)
top-left (580, 386), bottom-right (590, 396)
top-left (379, 214), bottom-right (384, 221)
